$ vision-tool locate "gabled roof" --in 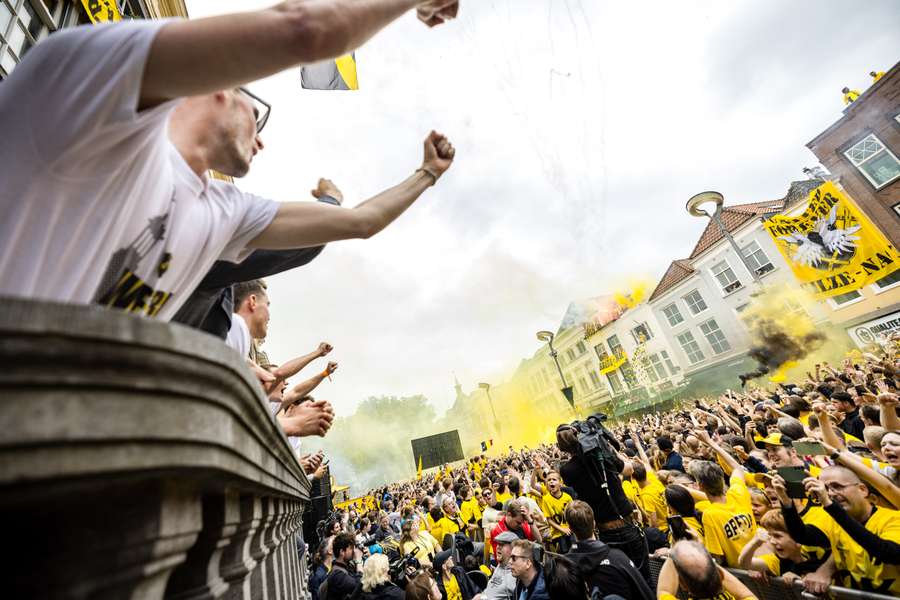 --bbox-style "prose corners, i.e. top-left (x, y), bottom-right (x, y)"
top-left (688, 199), bottom-right (786, 259)
top-left (557, 295), bottom-right (624, 335)
top-left (648, 180), bottom-right (825, 304)
top-left (647, 259), bottom-right (695, 302)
